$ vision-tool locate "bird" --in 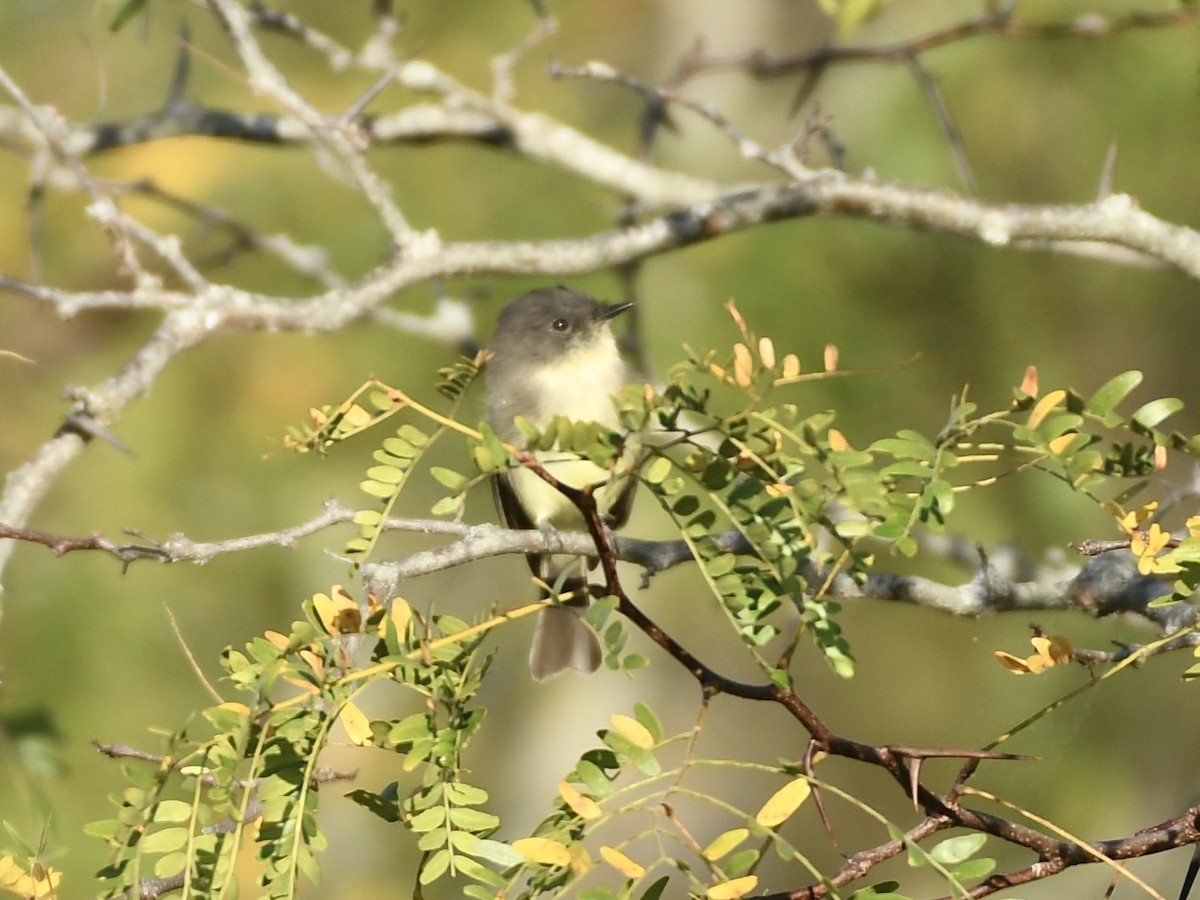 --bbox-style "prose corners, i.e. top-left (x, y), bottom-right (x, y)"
top-left (486, 286), bottom-right (640, 680)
